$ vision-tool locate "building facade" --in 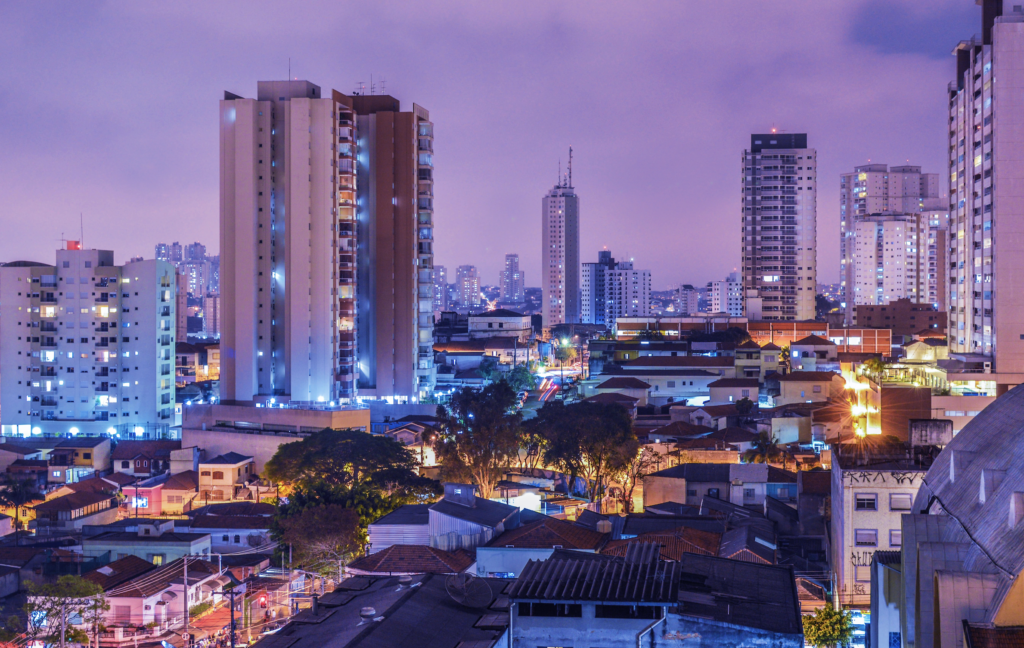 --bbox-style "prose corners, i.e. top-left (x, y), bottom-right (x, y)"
top-left (499, 253), bottom-right (525, 303)
top-left (432, 265), bottom-right (448, 313)
top-left (455, 265), bottom-right (480, 308)
top-left (541, 172), bottom-right (580, 327)
top-left (839, 164), bottom-right (941, 323)
top-left (0, 246), bottom-right (177, 437)
top-left (947, 5), bottom-right (1024, 389)
top-left (849, 212), bottom-right (928, 308)
top-left (676, 284), bottom-right (700, 315)
top-left (741, 133), bottom-right (817, 321)
top-left (581, 250), bottom-right (650, 326)
top-left (220, 80), bottom-right (435, 403)
top-left (709, 271), bottom-right (743, 316)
